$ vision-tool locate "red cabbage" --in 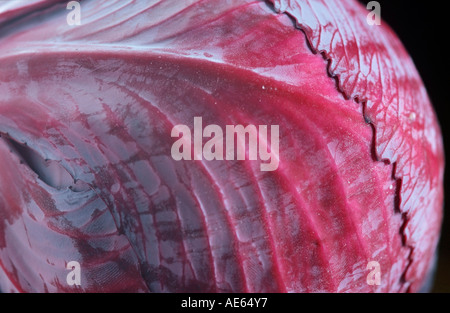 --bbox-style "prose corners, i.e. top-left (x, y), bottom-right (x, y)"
top-left (0, 0), bottom-right (444, 292)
